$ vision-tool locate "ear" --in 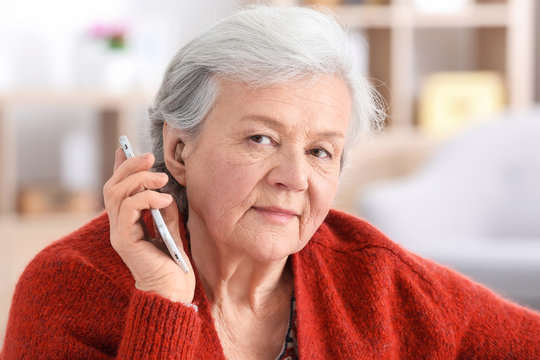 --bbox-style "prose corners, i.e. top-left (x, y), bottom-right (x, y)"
top-left (163, 122), bottom-right (188, 186)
